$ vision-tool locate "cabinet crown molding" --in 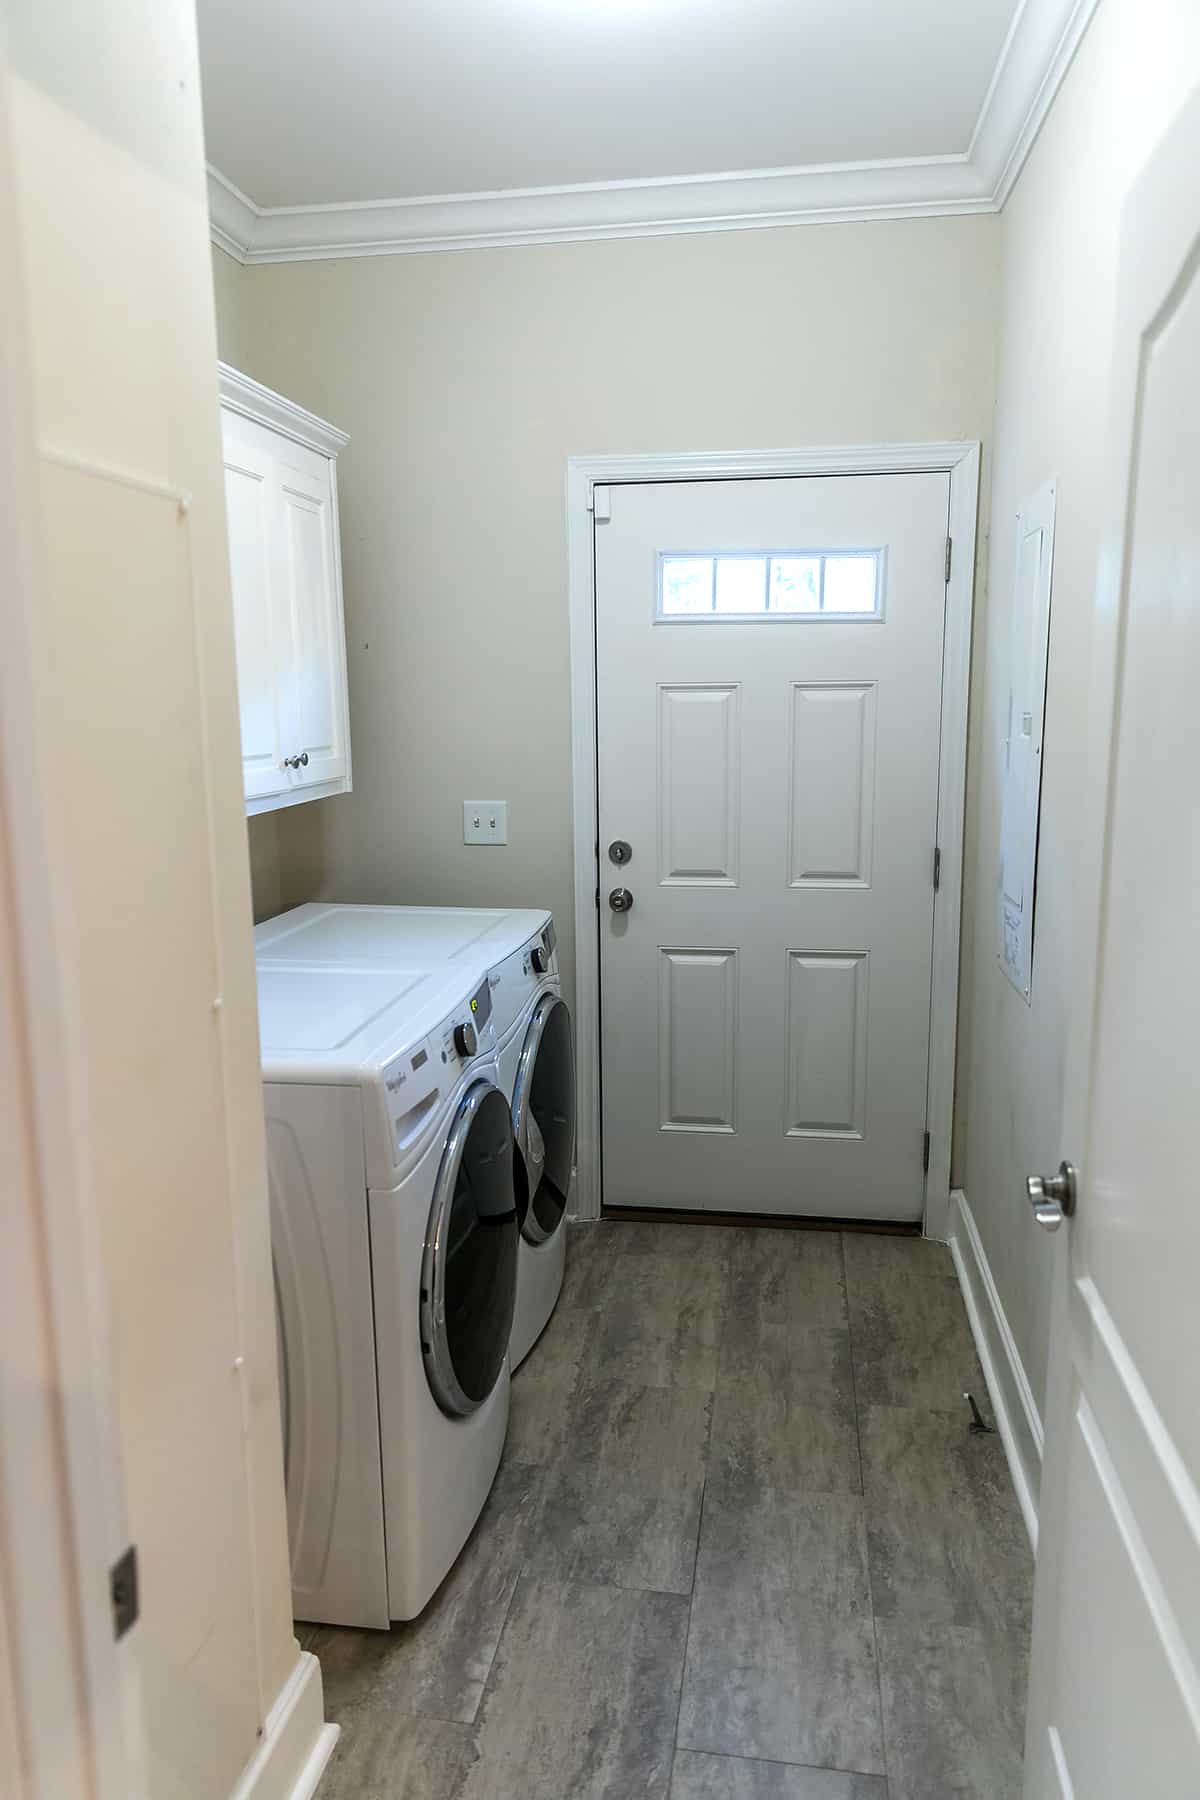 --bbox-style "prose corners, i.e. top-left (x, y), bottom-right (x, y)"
top-left (218, 362), bottom-right (349, 458)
